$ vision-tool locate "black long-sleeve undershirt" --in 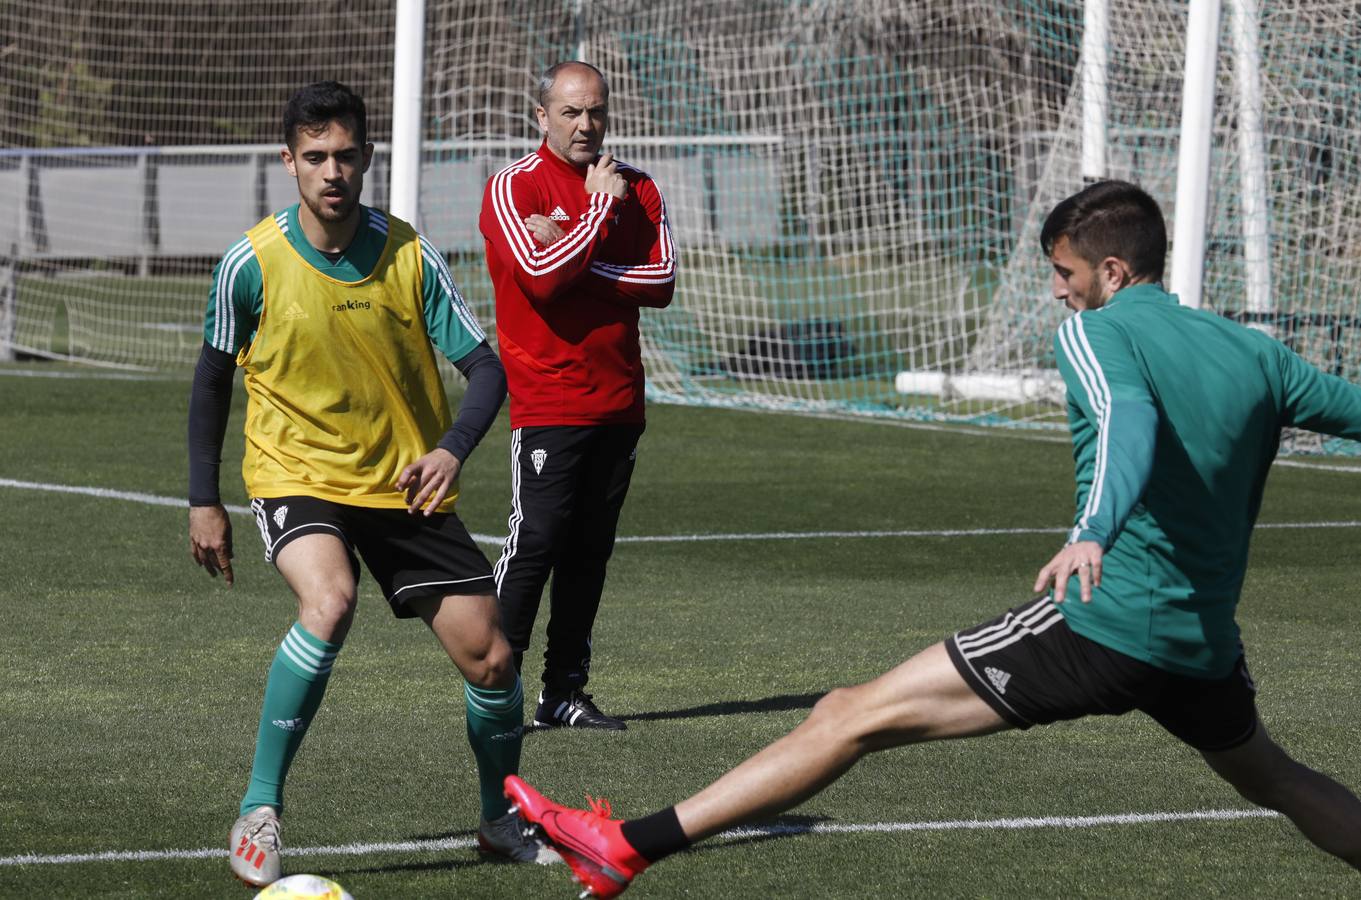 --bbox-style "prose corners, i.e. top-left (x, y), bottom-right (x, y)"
top-left (187, 340), bottom-right (507, 506)
top-left (436, 341), bottom-right (507, 463)
top-left (187, 344), bottom-right (235, 506)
